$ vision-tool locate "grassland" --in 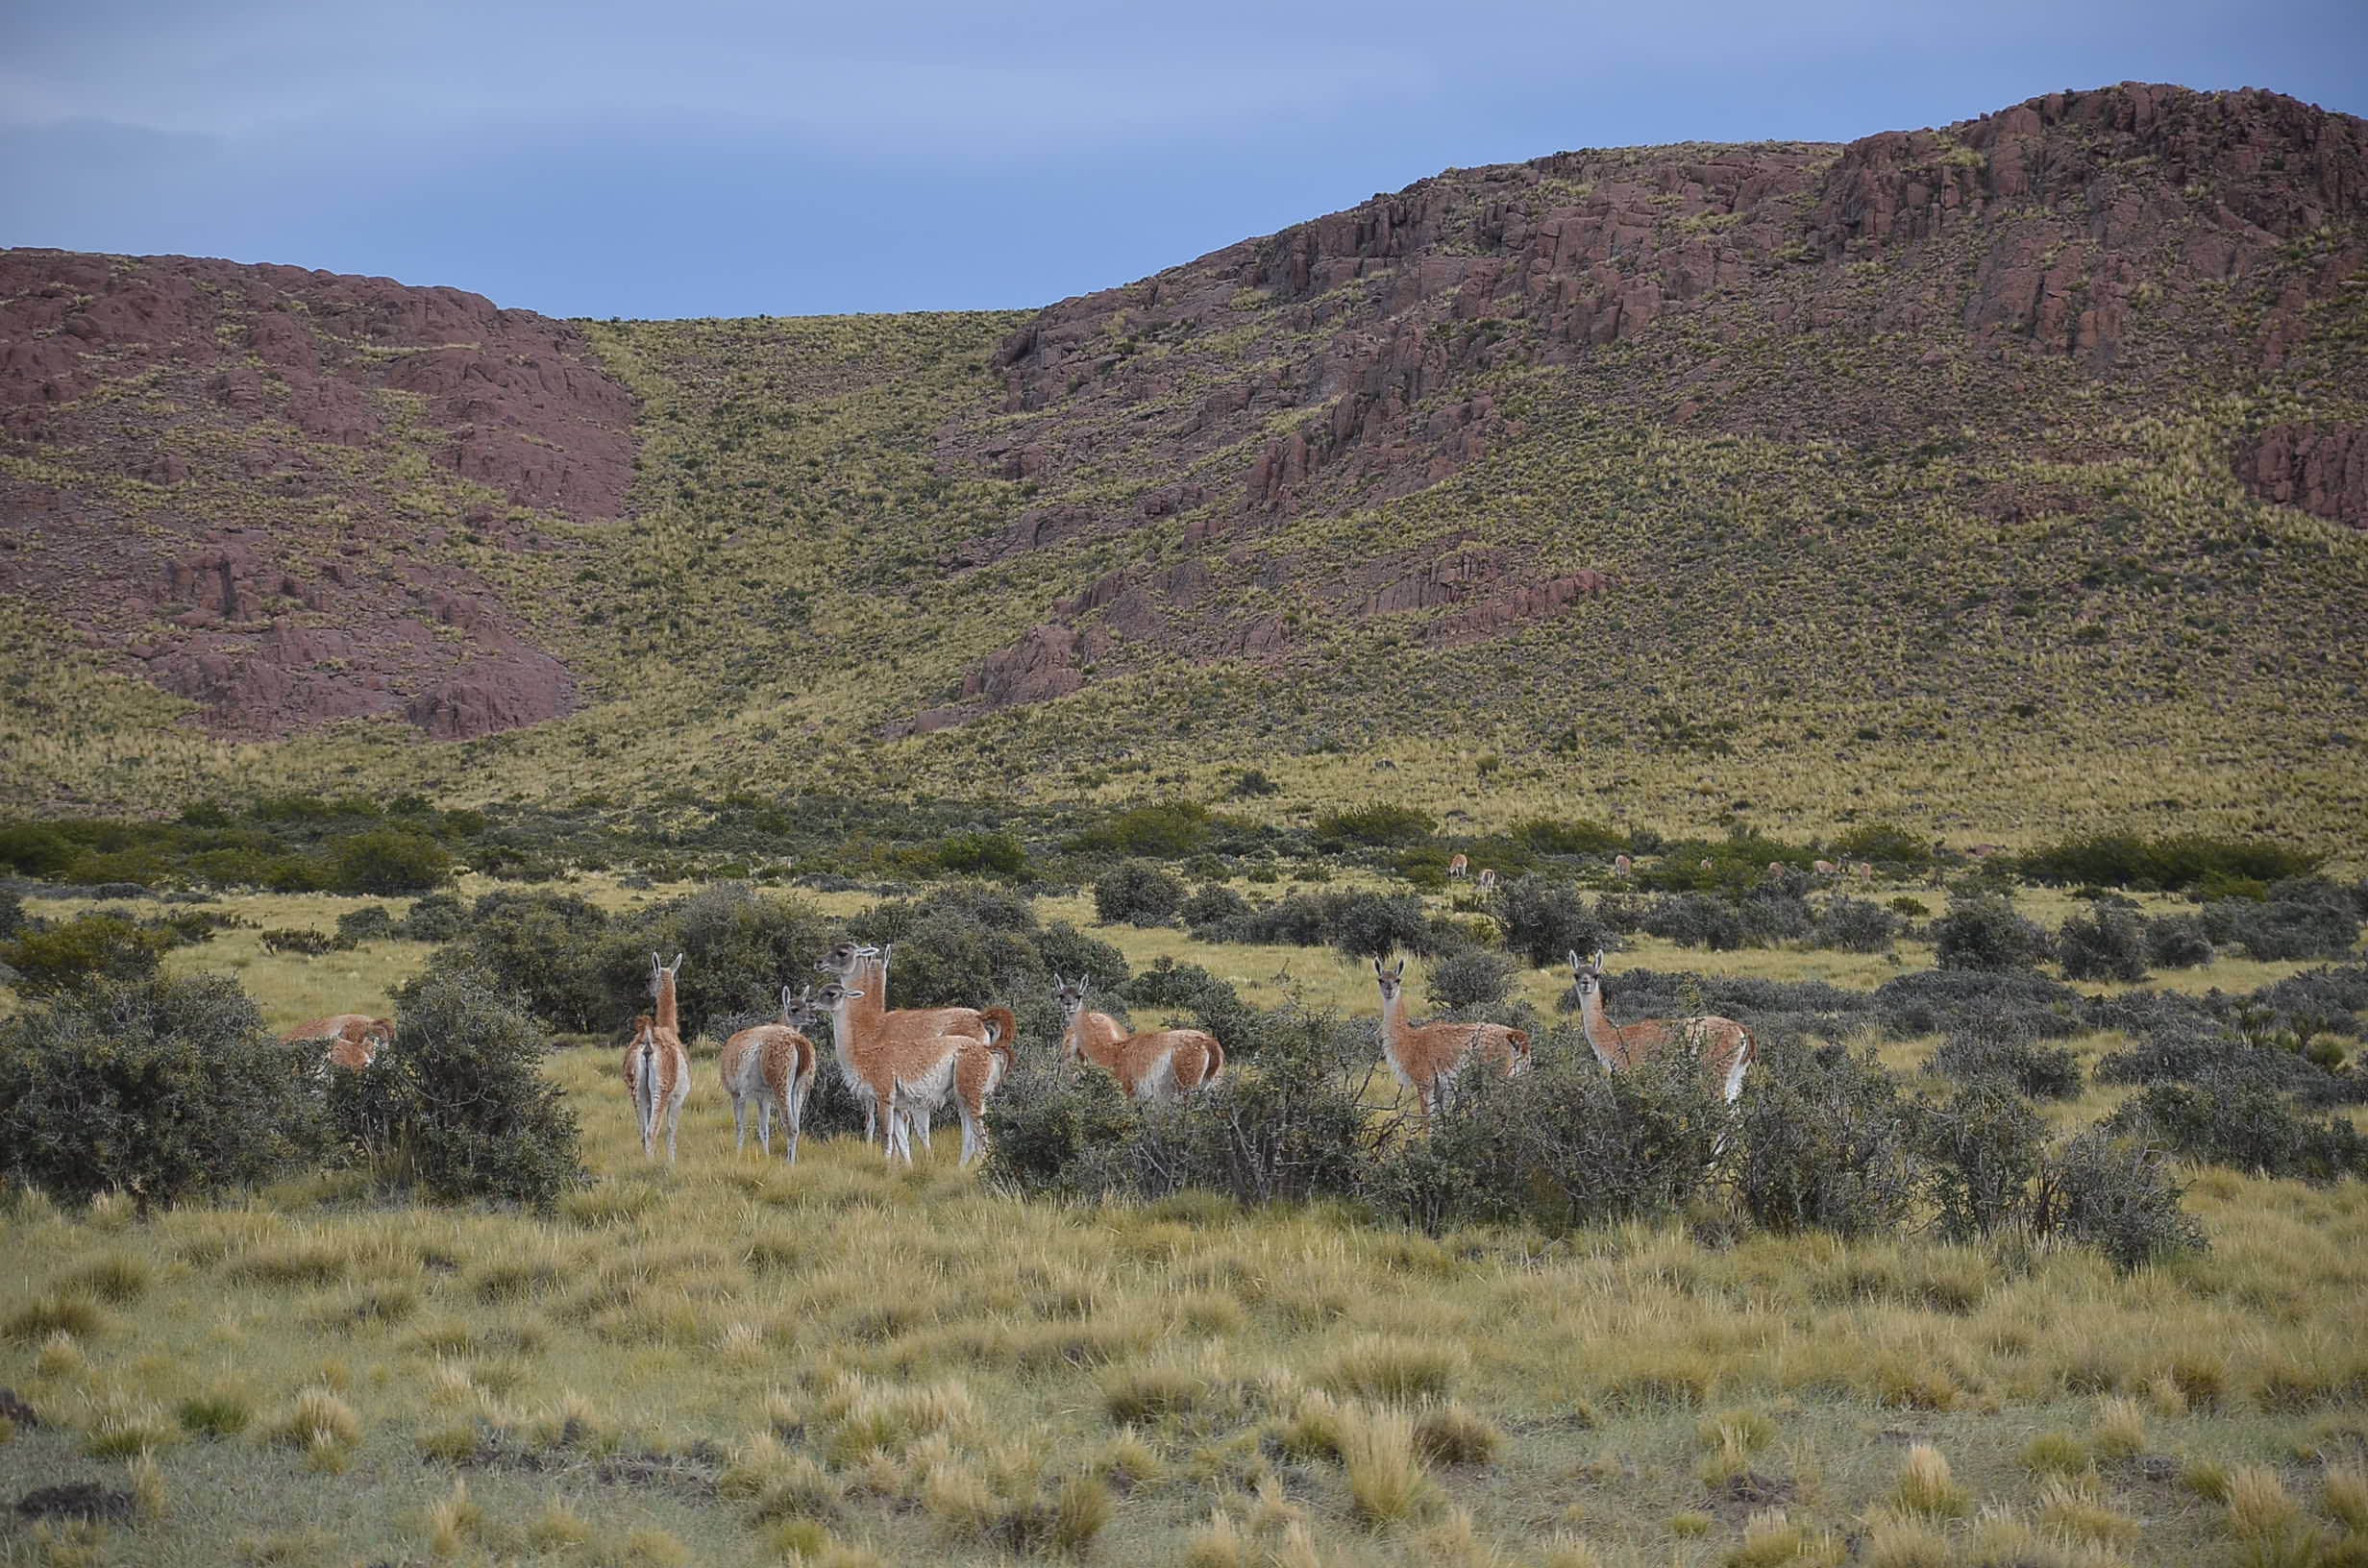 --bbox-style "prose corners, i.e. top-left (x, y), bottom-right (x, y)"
top-left (5, 880), bottom-right (2366, 1566)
